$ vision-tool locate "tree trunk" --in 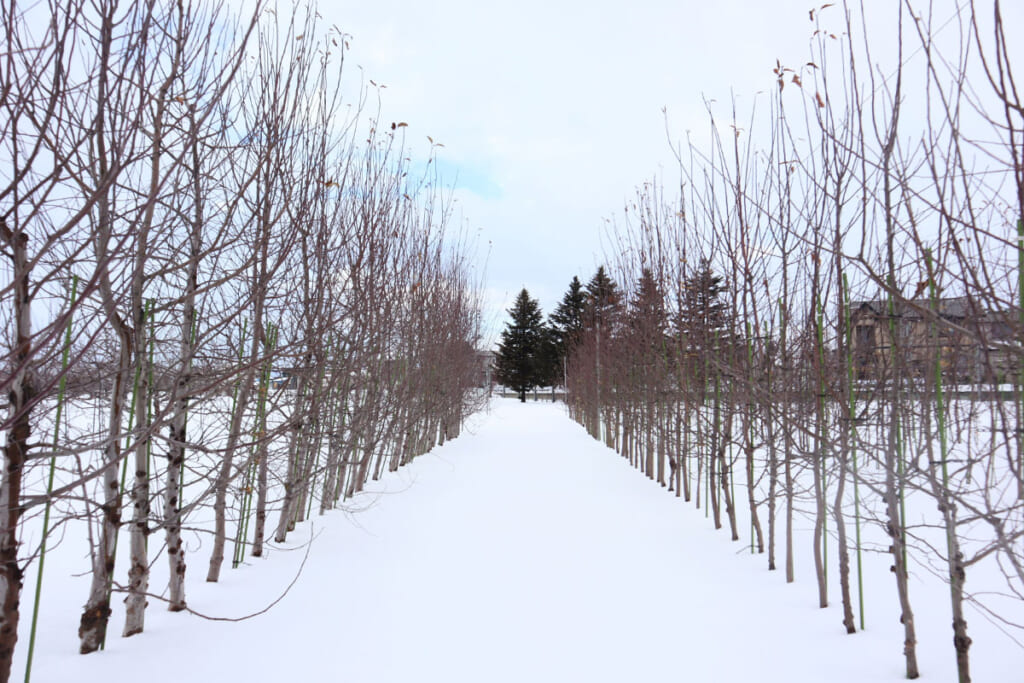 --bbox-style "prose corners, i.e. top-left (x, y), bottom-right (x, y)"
top-left (947, 530), bottom-right (971, 683)
top-left (745, 405), bottom-right (764, 554)
top-left (164, 105), bottom-right (203, 612)
top-left (251, 430), bottom-right (270, 557)
top-left (709, 405), bottom-right (721, 530)
top-left (834, 452), bottom-right (856, 633)
top-left (125, 26), bottom-right (182, 633)
top-left (718, 412), bottom-right (739, 542)
top-left (79, 339), bottom-right (130, 653)
top-left (81, 180), bottom-right (132, 652)
top-left (886, 403), bottom-right (919, 678)
top-left (766, 403), bottom-right (778, 571)
top-left (275, 371), bottom-right (309, 544)
top-left (0, 222), bottom-right (30, 679)
top-left (812, 412), bottom-right (828, 609)
top-left (122, 314), bottom-right (151, 637)
top-left (207, 368), bottom-right (256, 581)
top-left (785, 407), bottom-right (794, 583)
